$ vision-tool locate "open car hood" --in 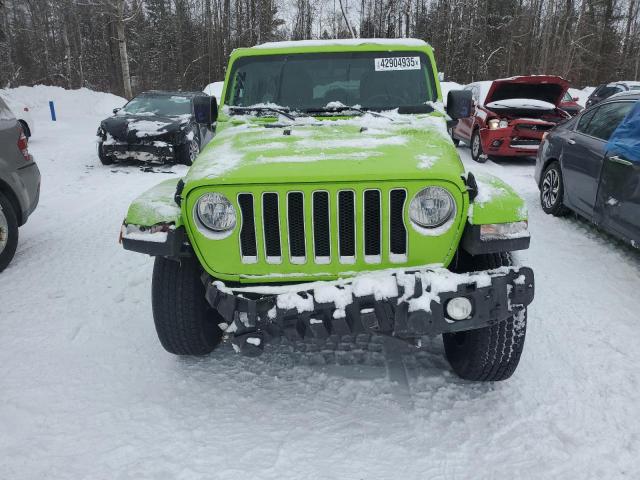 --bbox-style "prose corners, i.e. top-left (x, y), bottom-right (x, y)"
top-left (484, 75), bottom-right (570, 108)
